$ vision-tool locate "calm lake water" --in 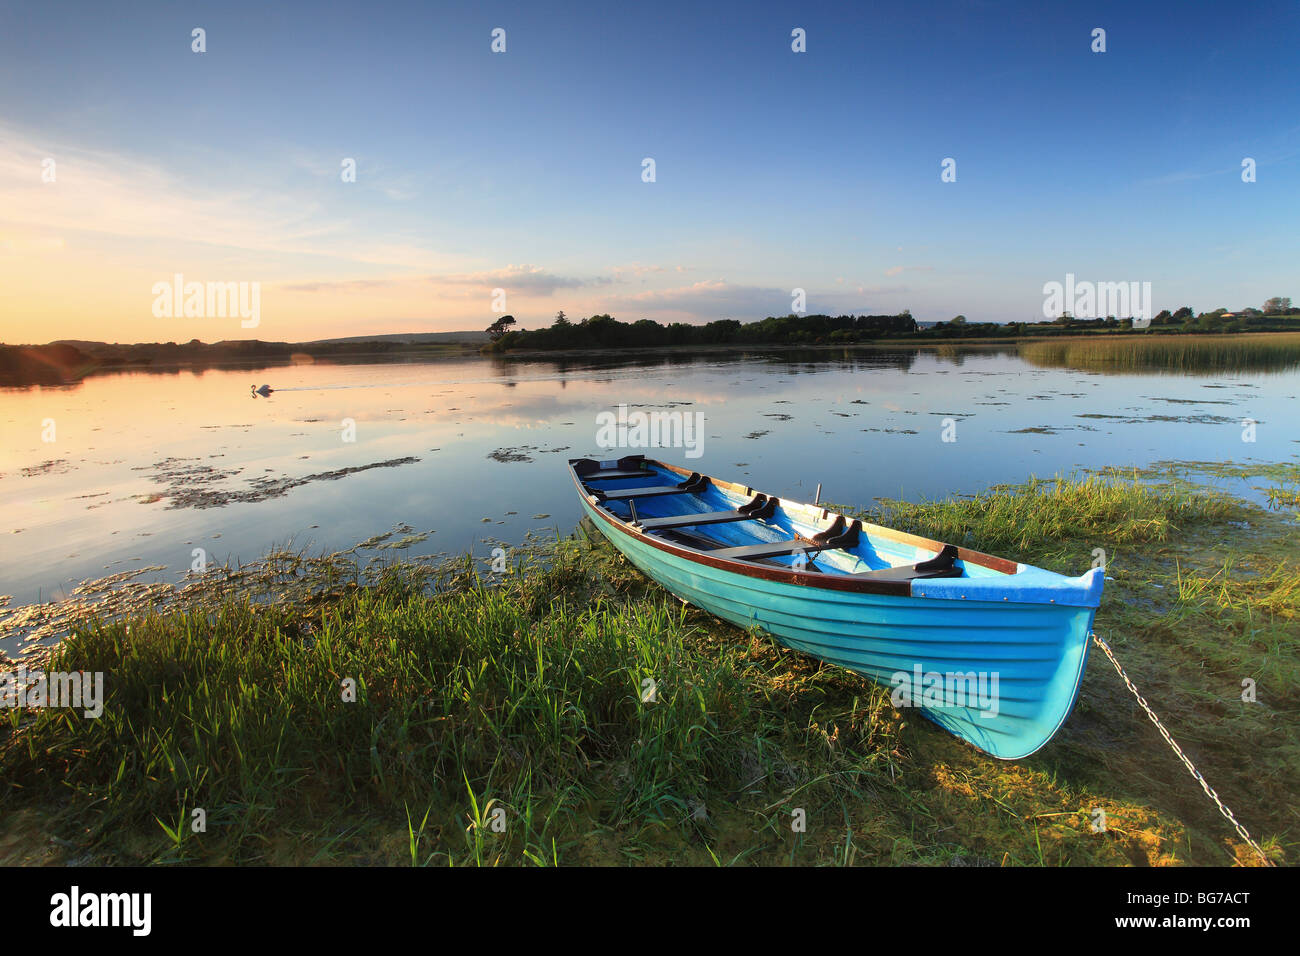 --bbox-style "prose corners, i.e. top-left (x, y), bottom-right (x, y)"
top-left (3, 345), bottom-right (1298, 655)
